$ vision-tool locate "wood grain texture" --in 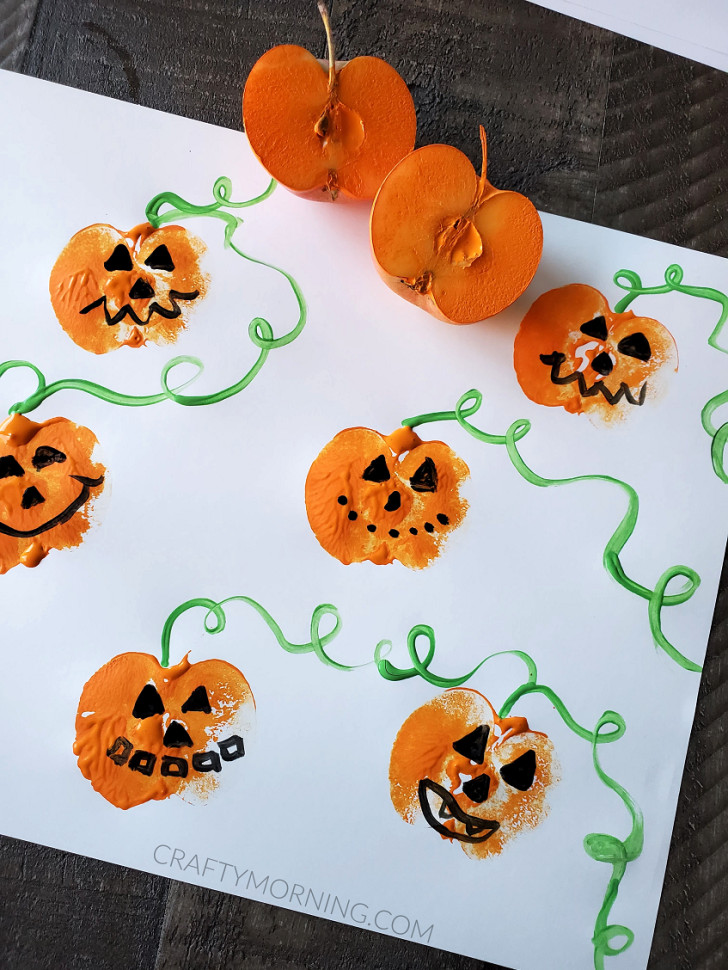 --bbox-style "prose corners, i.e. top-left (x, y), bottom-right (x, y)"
top-left (1, 0), bottom-right (727, 967)
top-left (593, 36), bottom-right (728, 256)
top-left (21, 0), bottom-right (328, 130)
top-left (0, 0), bottom-right (38, 69)
top-left (334, 0), bottom-right (615, 221)
top-left (154, 880), bottom-right (502, 970)
top-left (0, 836), bottom-right (169, 970)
